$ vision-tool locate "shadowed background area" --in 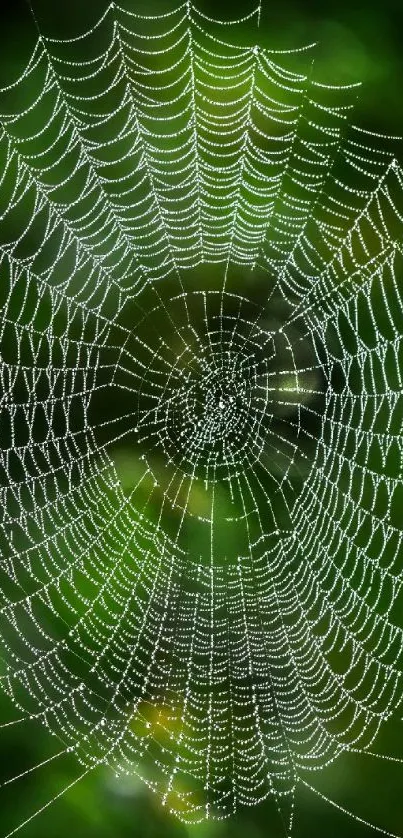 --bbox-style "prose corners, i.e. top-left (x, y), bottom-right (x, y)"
top-left (0, 0), bottom-right (403, 836)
